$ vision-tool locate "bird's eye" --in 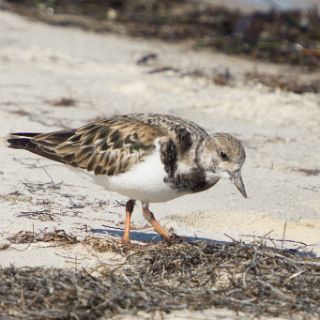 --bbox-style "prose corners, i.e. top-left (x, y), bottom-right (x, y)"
top-left (220, 151), bottom-right (229, 161)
